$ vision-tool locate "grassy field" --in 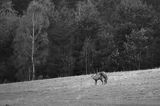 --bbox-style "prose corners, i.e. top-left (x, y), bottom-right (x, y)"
top-left (1, 69), bottom-right (160, 106)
